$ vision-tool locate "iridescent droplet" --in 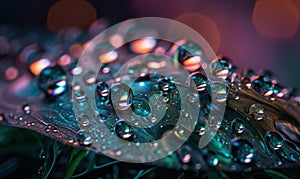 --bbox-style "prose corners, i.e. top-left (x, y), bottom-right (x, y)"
top-left (231, 118), bottom-right (245, 134)
top-left (231, 138), bottom-right (255, 164)
top-left (265, 132), bottom-right (283, 150)
top-left (251, 76), bottom-right (274, 97)
top-left (158, 78), bottom-right (176, 92)
top-left (249, 104), bottom-right (264, 120)
top-left (210, 82), bottom-right (228, 103)
top-left (189, 72), bottom-right (207, 92)
top-left (38, 66), bottom-right (67, 96)
top-left (97, 81), bottom-right (109, 97)
top-left (110, 83), bottom-right (133, 110)
top-left (76, 131), bottom-right (92, 146)
top-left (210, 56), bottom-right (232, 79)
top-left (115, 120), bottom-right (134, 139)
